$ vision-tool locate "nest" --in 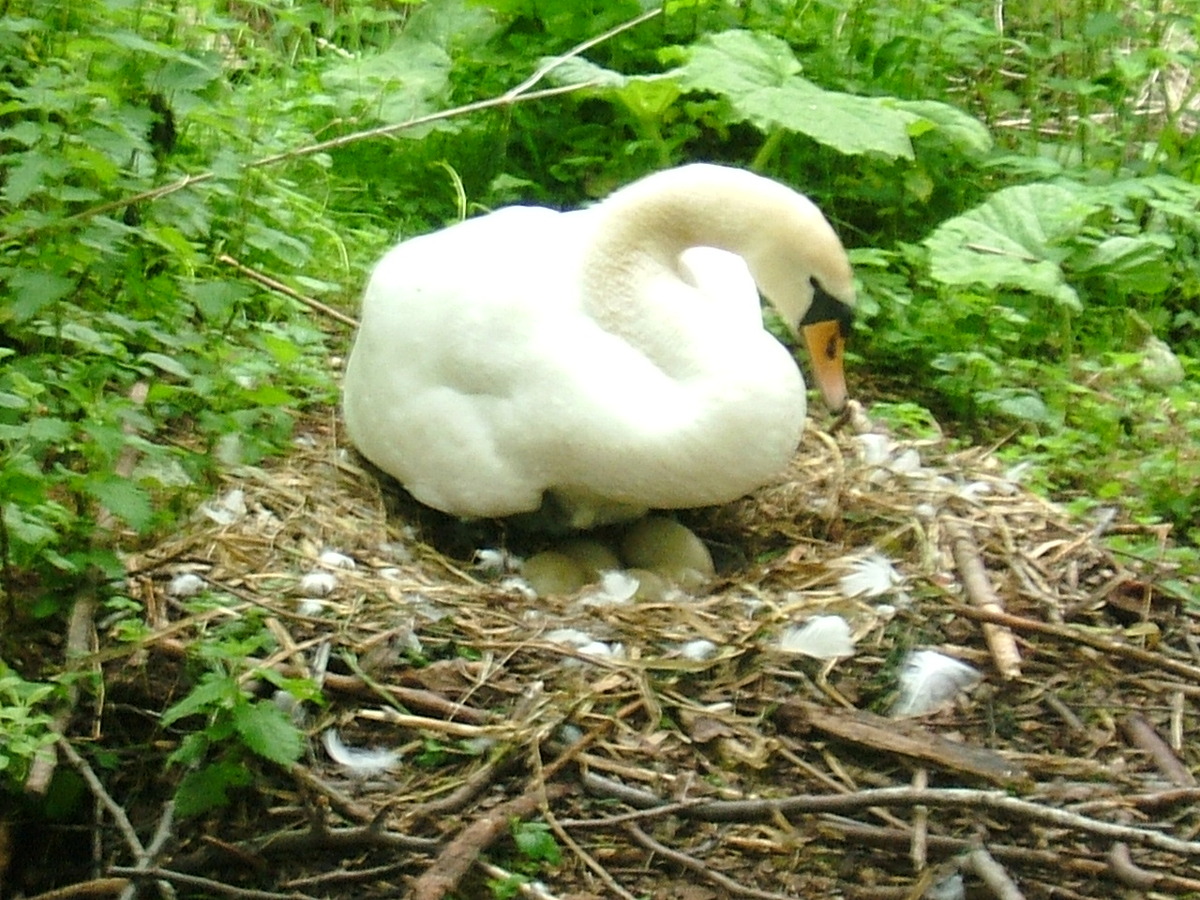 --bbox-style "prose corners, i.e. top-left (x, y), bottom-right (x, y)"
top-left (30, 403), bottom-right (1200, 900)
